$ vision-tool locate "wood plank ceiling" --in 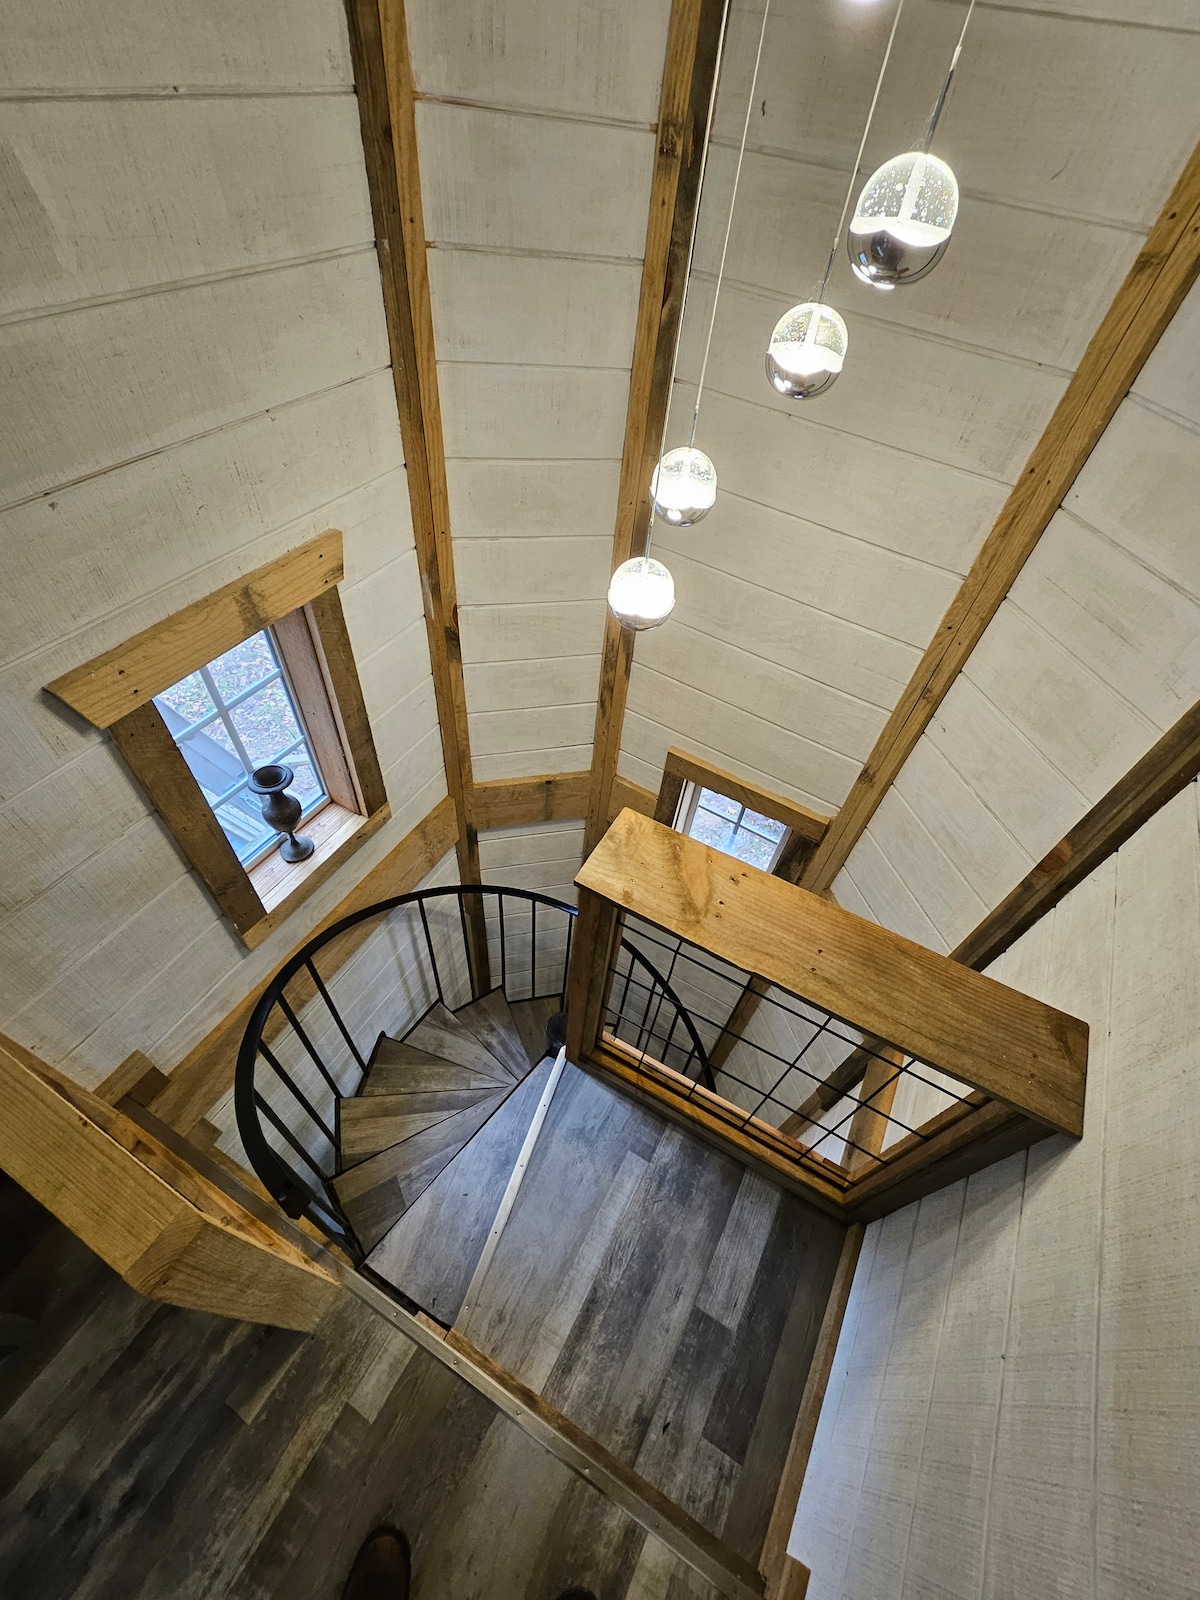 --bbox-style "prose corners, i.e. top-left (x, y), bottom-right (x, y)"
top-left (404, 0), bottom-right (1200, 953)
